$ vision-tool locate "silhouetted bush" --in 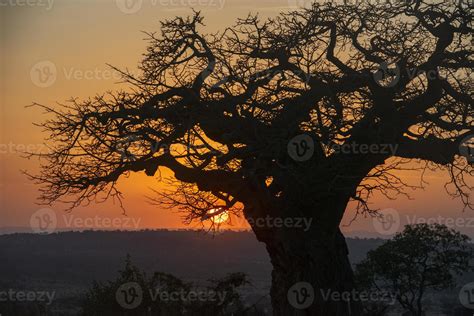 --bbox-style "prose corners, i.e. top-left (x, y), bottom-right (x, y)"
top-left (80, 254), bottom-right (257, 315)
